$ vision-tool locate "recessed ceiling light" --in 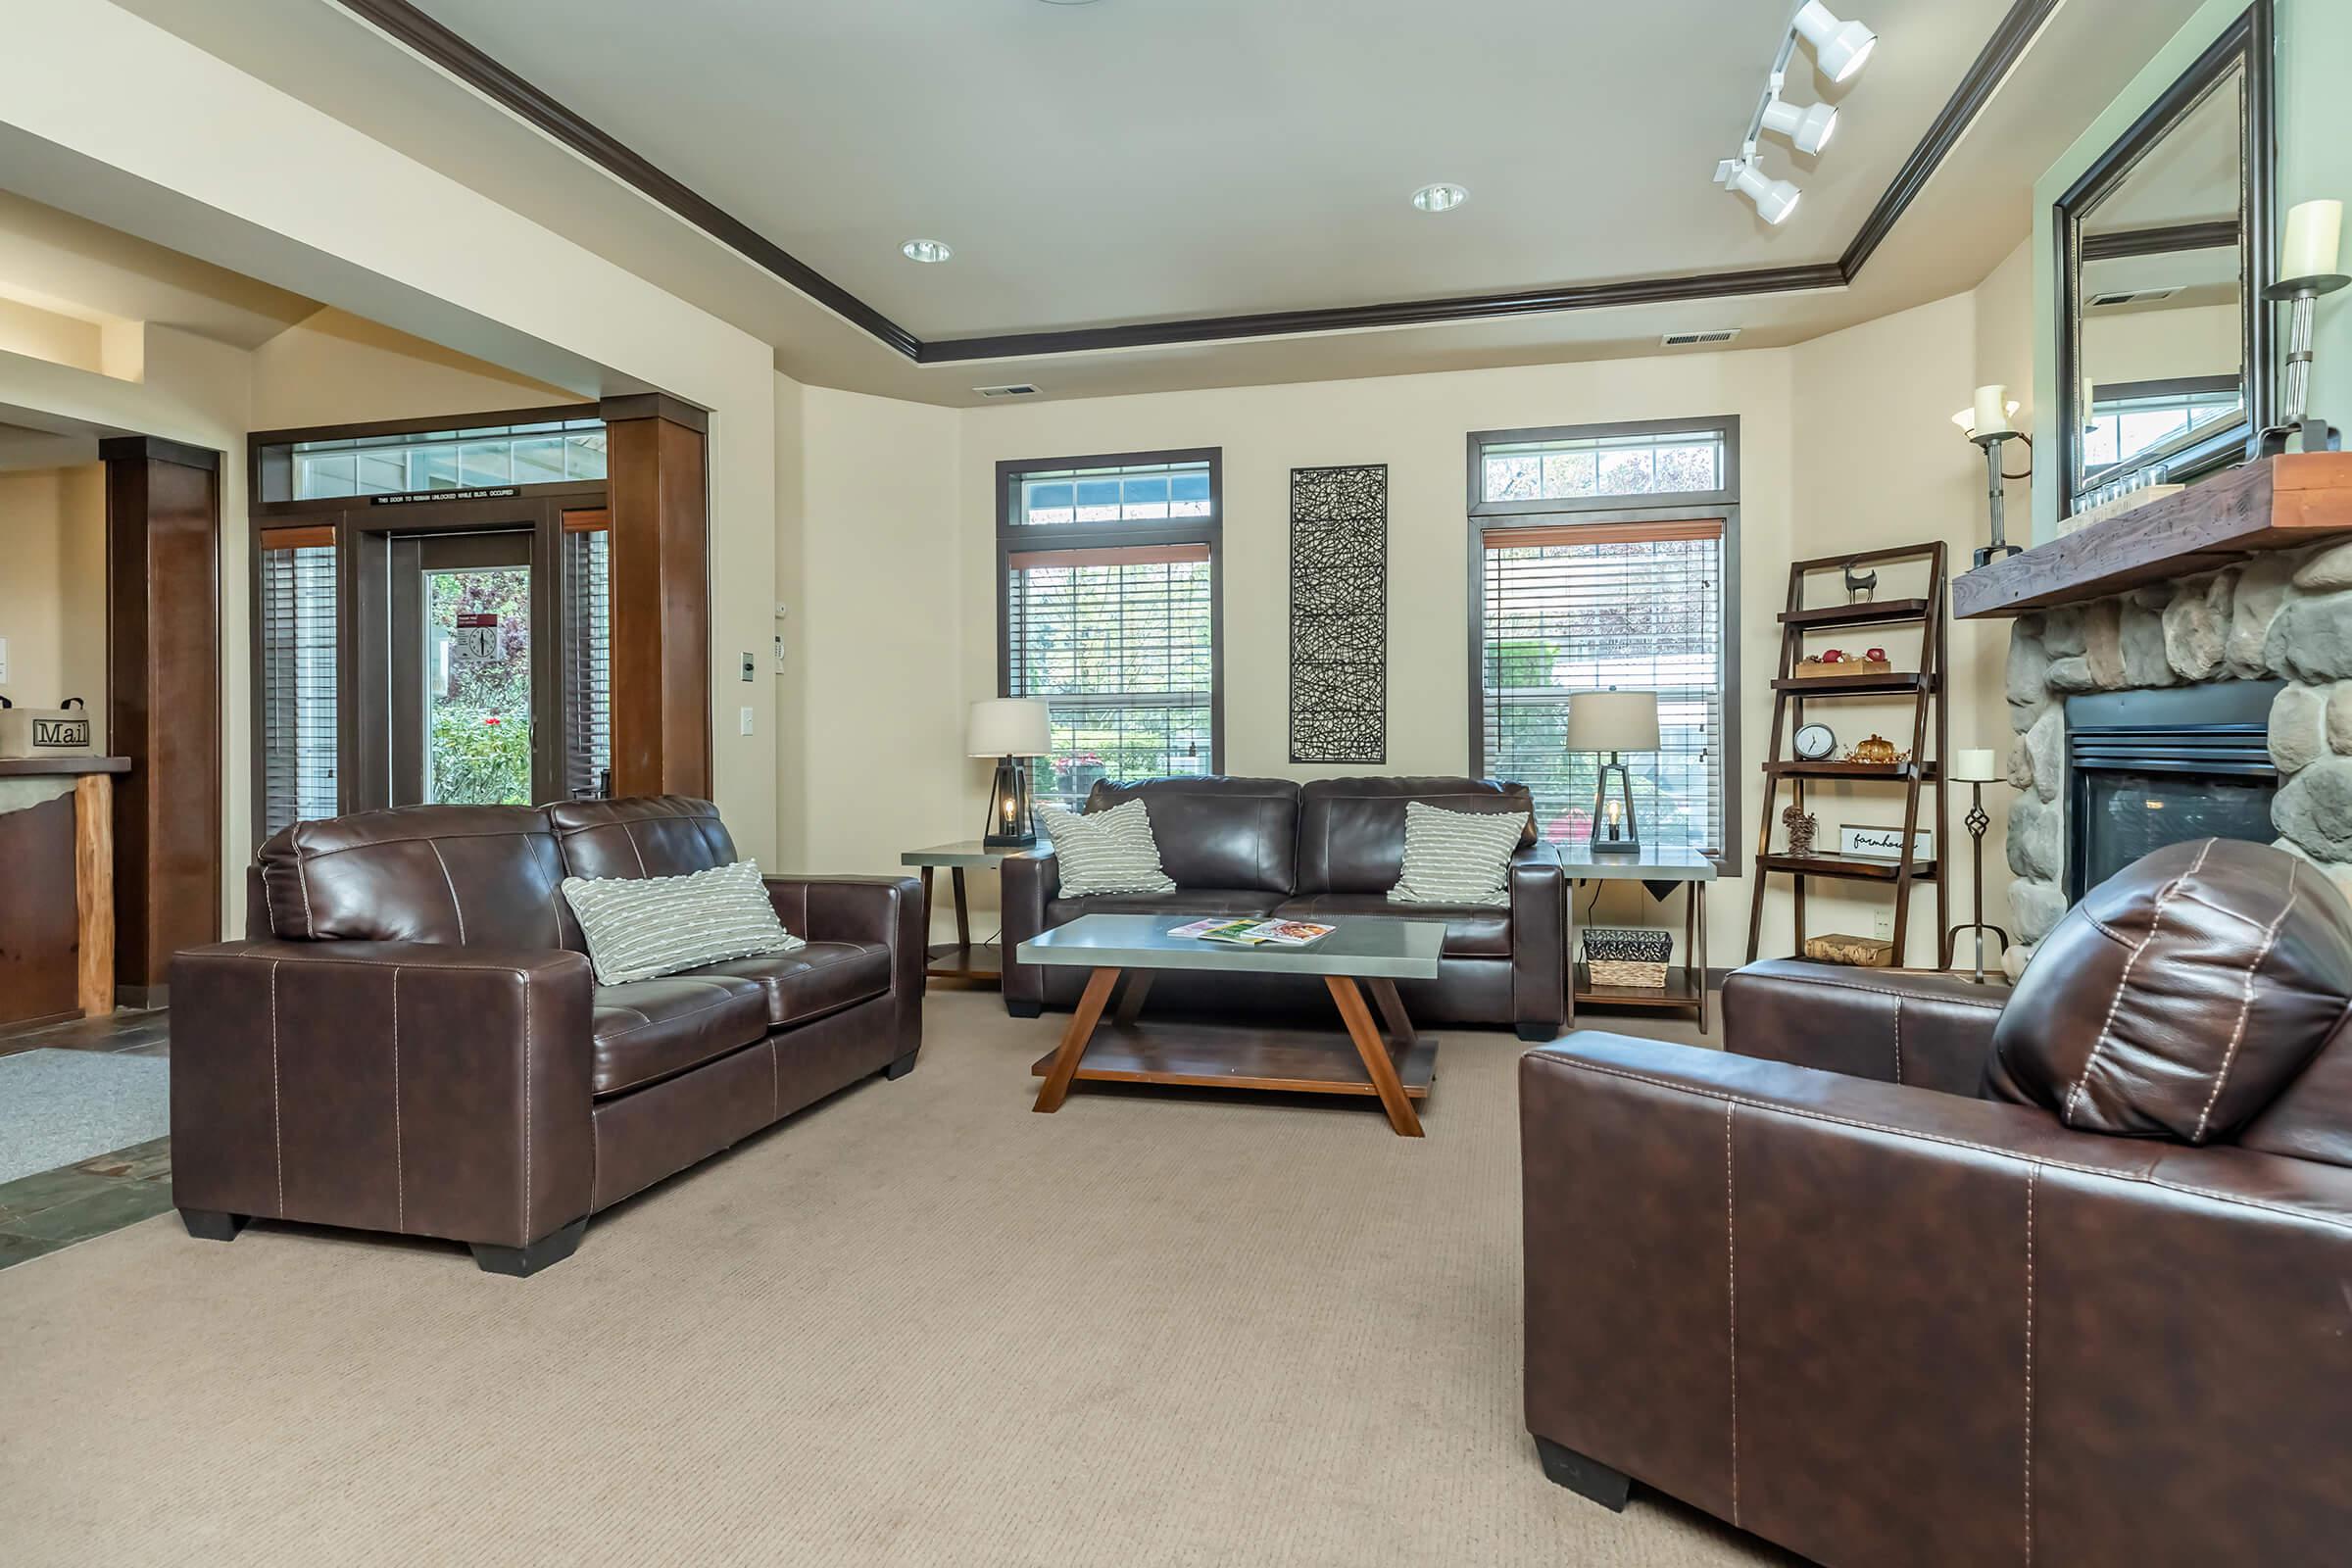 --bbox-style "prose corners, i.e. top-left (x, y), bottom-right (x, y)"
top-left (902, 239), bottom-right (953, 264)
top-left (1410, 182), bottom-right (1468, 214)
